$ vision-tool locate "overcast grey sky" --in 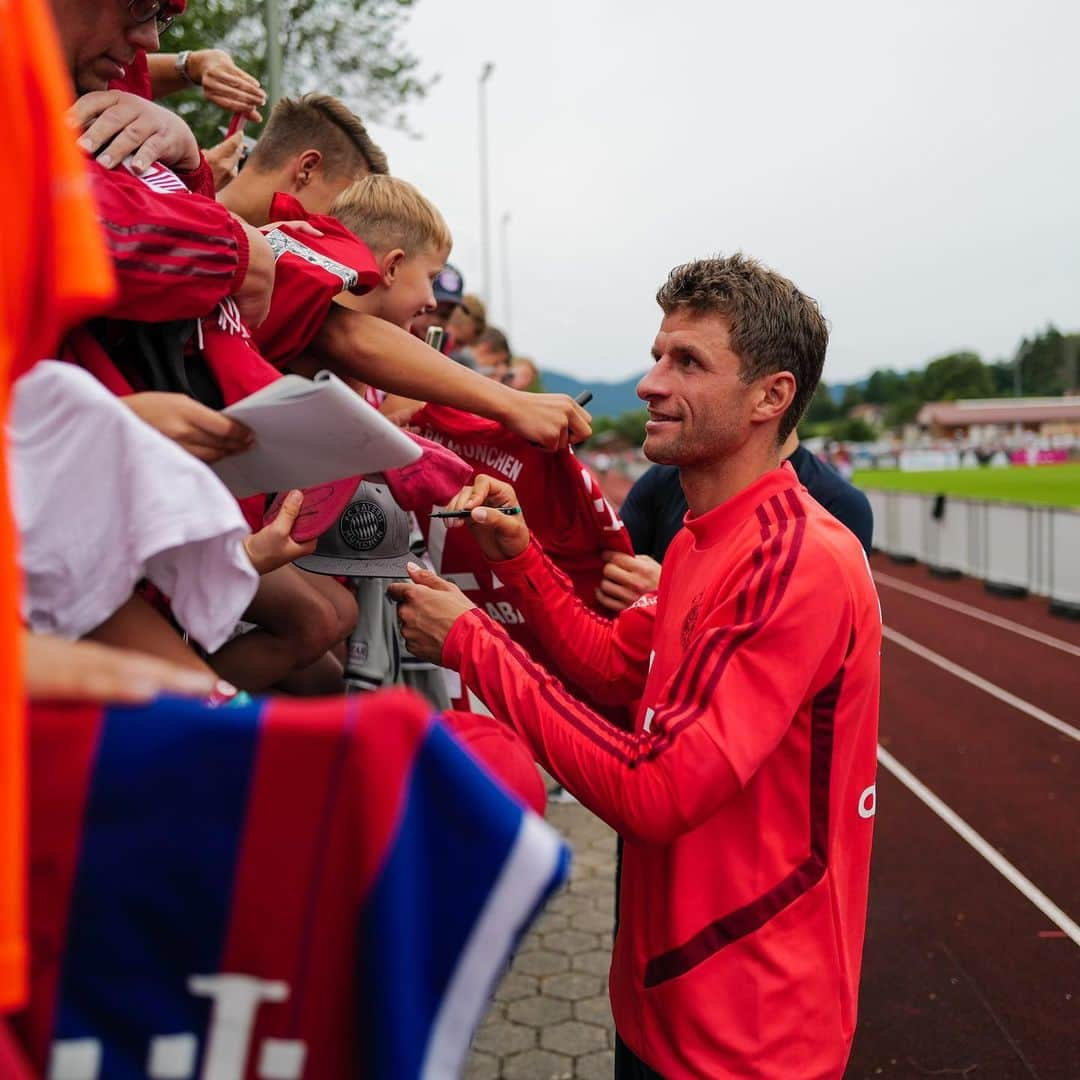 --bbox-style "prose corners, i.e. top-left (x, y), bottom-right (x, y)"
top-left (369, 0), bottom-right (1080, 386)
